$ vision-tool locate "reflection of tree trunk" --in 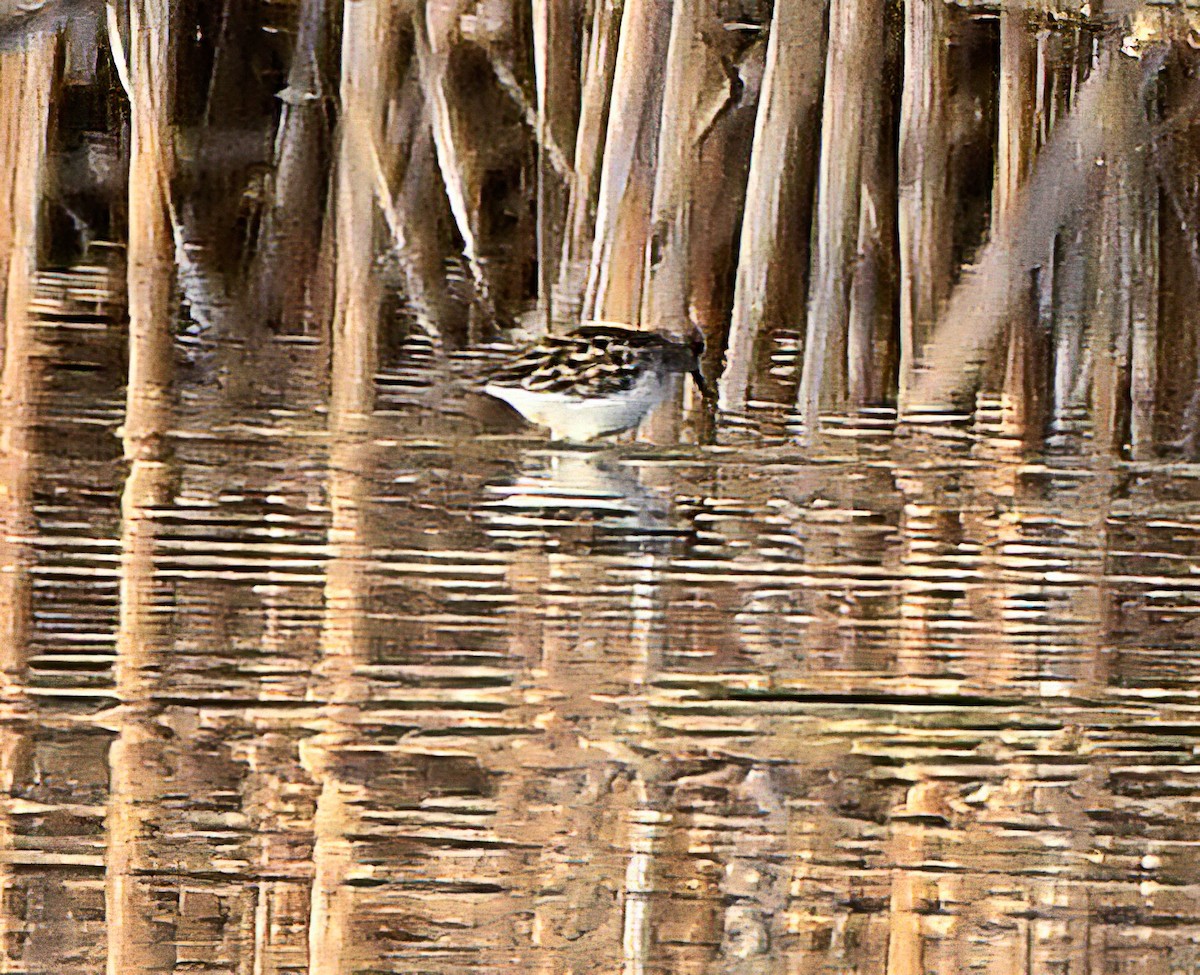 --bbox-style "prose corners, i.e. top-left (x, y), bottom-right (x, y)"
top-left (719, 0), bottom-right (825, 411)
top-left (305, 428), bottom-right (374, 975)
top-left (795, 0), bottom-right (885, 430)
top-left (245, 0), bottom-right (332, 331)
top-left (108, 456), bottom-right (177, 975)
top-left (582, 0), bottom-right (670, 324)
top-left (0, 727), bottom-right (30, 973)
